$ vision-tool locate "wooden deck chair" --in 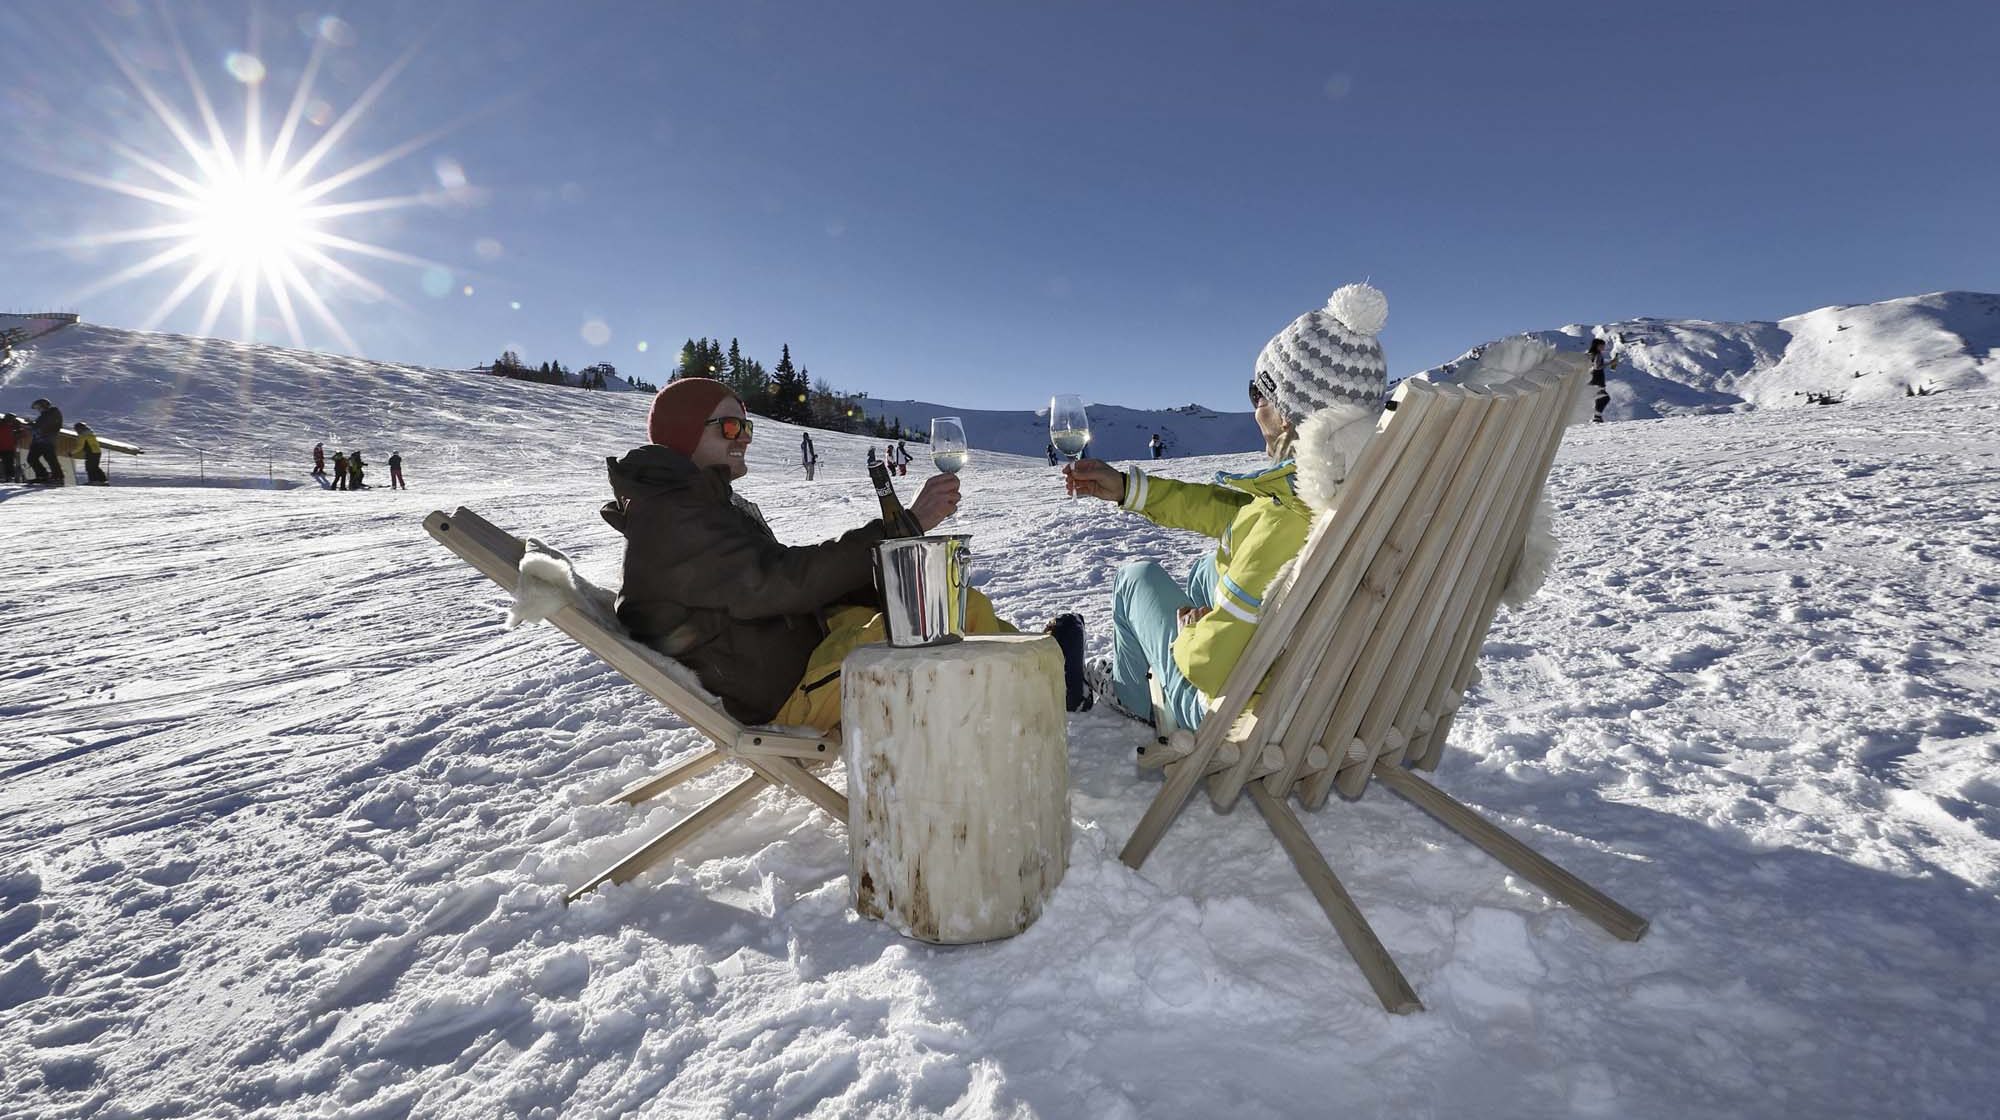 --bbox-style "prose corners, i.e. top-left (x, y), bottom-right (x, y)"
top-left (1122, 357), bottom-right (1649, 1013)
top-left (424, 507), bottom-right (848, 903)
